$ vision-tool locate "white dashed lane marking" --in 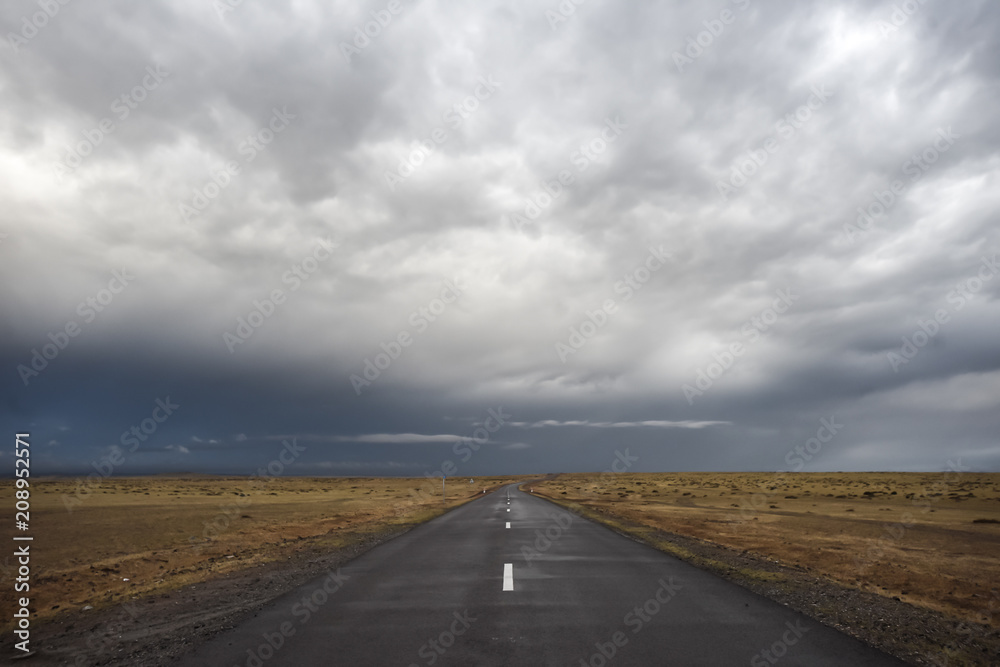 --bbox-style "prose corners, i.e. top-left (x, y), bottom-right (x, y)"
top-left (503, 563), bottom-right (514, 591)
